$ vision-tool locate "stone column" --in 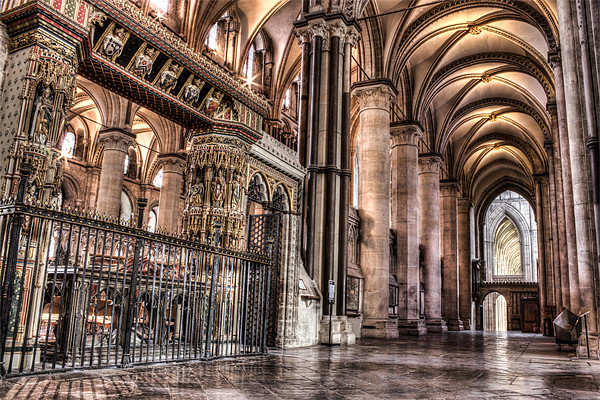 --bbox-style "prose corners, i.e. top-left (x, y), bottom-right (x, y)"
top-left (295, 14), bottom-right (358, 345)
top-left (353, 80), bottom-right (398, 339)
top-left (458, 198), bottom-right (473, 330)
top-left (534, 175), bottom-right (550, 330)
top-left (157, 153), bottom-right (186, 233)
top-left (391, 122), bottom-right (426, 336)
top-left (96, 129), bottom-right (135, 218)
top-left (419, 154), bottom-right (447, 333)
top-left (558, 0), bottom-right (598, 357)
top-left (549, 52), bottom-right (579, 312)
top-left (440, 181), bottom-right (463, 331)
